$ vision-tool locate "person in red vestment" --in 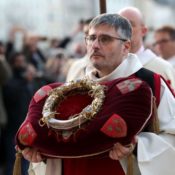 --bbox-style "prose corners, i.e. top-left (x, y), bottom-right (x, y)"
top-left (16, 13), bottom-right (175, 175)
